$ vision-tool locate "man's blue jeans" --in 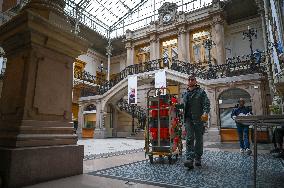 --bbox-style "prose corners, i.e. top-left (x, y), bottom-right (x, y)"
top-left (236, 124), bottom-right (250, 149)
top-left (185, 118), bottom-right (204, 160)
